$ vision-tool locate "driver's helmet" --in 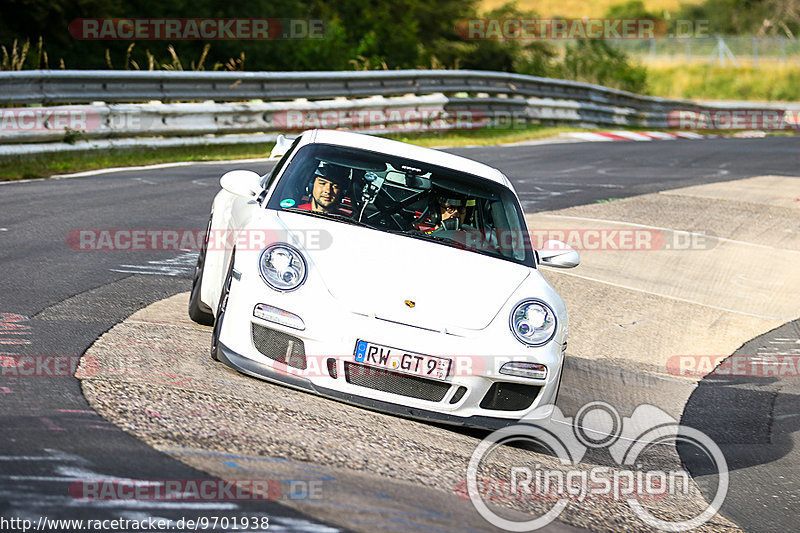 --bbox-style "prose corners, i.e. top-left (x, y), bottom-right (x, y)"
top-left (315, 161), bottom-right (351, 184)
top-left (306, 161), bottom-right (351, 196)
